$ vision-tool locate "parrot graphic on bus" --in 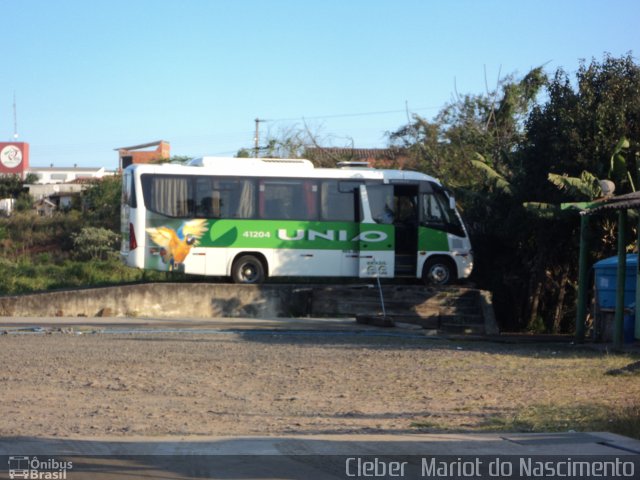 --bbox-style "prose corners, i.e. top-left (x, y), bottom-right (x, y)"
top-left (146, 219), bottom-right (208, 271)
